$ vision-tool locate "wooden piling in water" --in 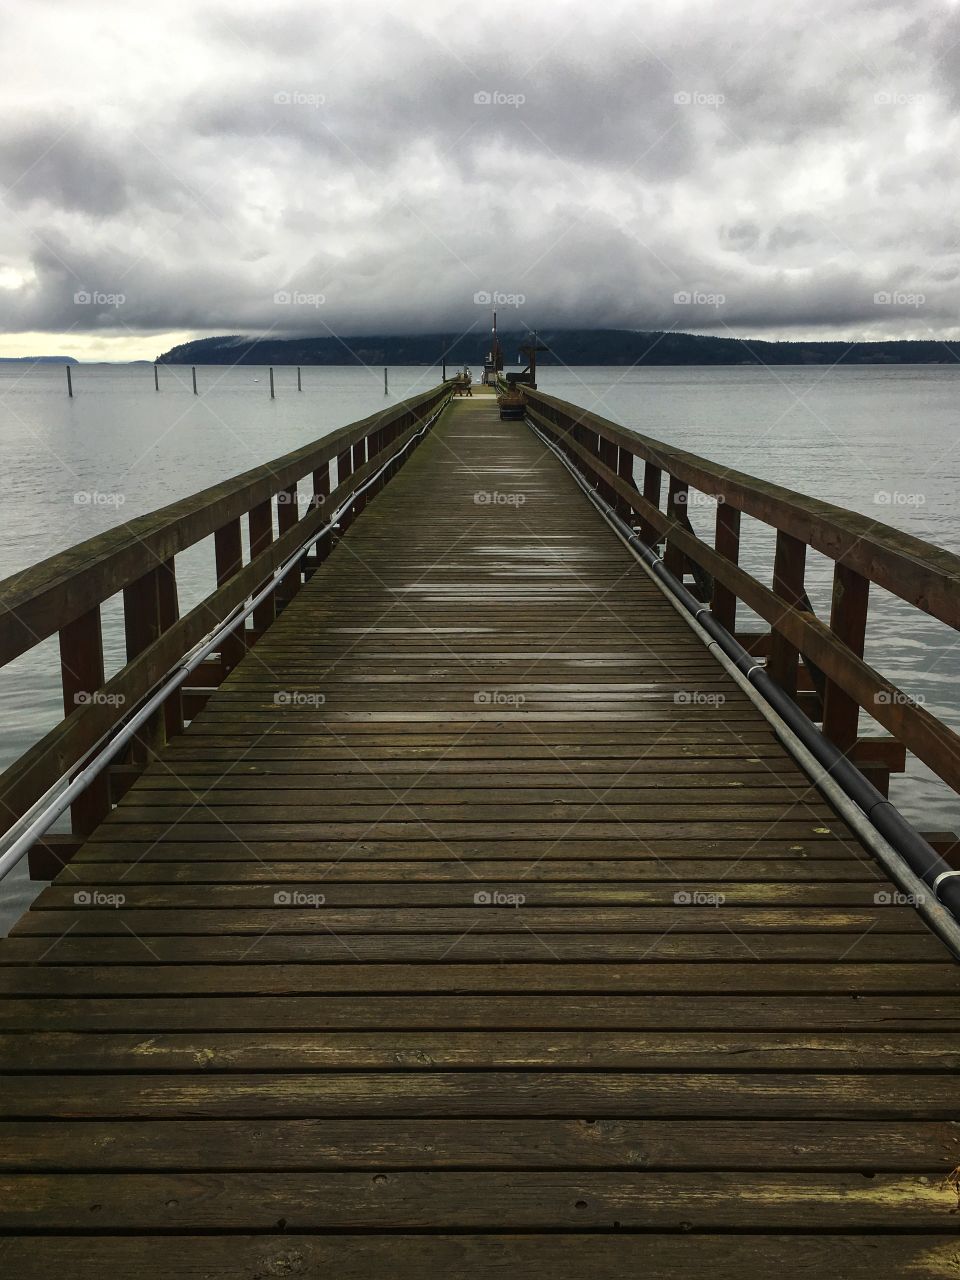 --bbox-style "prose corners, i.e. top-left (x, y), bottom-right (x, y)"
top-left (153, 363), bottom-right (159, 391)
top-left (191, 366), bottom-right (197, 395)
top-left (384, 367), bottom-right (389, 396)
top-left (270, 367), bottom-right (275, 399)
top-left (65, 366), bottom-right (73, 397)
top-left (297, 366), bottom-right (302, 392)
